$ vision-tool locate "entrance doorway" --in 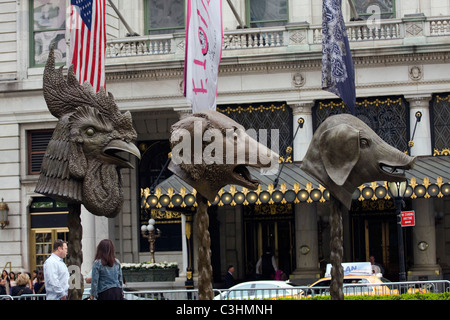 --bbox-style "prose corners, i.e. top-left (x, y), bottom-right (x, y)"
top-left (30, 228), bottom-right (69, 272)
top-left (350, 200), bottom-right (413, 281)
top-left (29, 197), bottom-right (69, 272)
top-left (243, 204), bottom-right (295, 280)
